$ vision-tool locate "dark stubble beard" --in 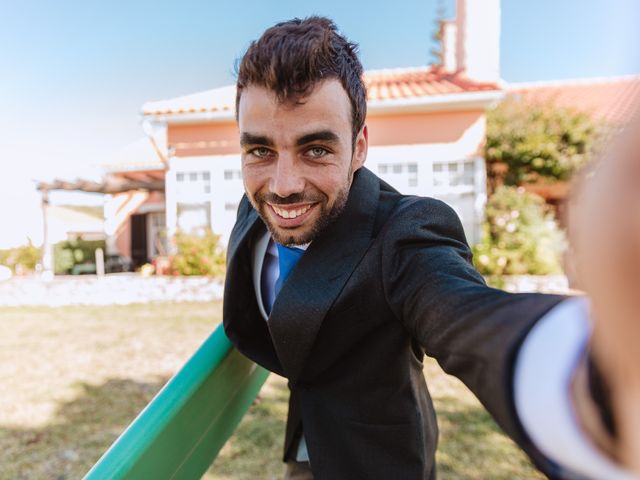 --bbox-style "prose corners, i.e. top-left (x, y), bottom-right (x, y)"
top-left (250, 169), bottom-right (353, 247)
